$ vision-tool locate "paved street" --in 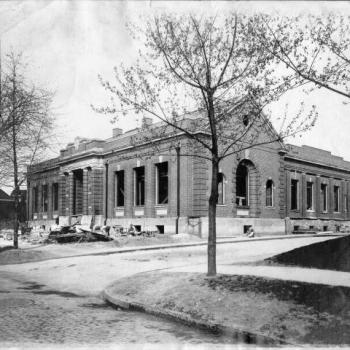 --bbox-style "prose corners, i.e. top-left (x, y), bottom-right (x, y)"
top-left (0, 271), bottom-right (234, 346)
top-left (0, 235), bottom-right (343, 346)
